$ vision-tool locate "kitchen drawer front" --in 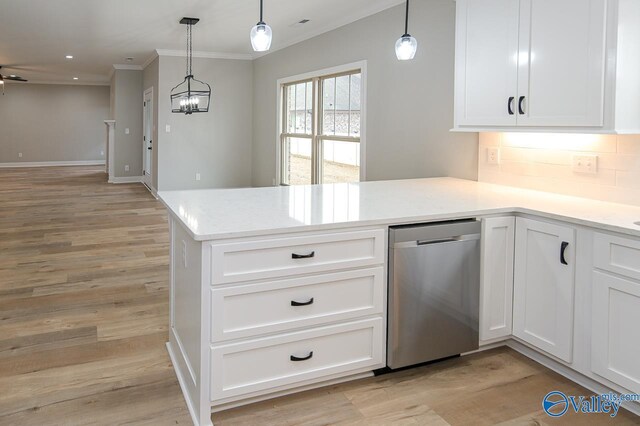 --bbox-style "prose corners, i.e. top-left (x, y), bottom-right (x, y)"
top-left (210, 229), bottom-right (385, 284)
top-left (211, 268), bottom-right (384, 342)
top-left (210, 317), bottom-right (384, 401)
top-left (594, 233), bottom-right (640, 281)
